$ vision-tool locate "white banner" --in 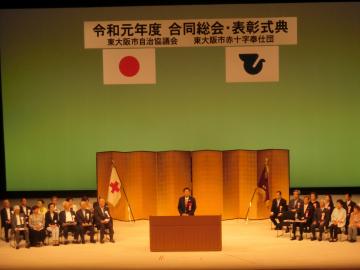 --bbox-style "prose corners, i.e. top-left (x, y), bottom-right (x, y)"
top-left (84, 17), bottom-right (297, 49)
